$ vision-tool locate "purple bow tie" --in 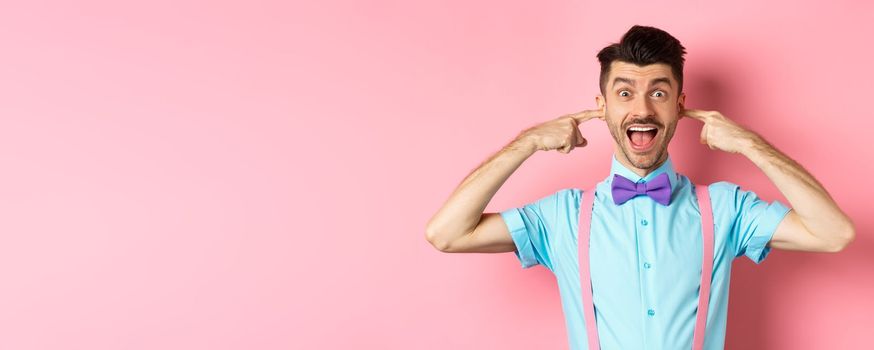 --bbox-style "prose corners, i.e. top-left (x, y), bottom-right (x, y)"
top-left (611, 172), bottom-right (672, 206)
